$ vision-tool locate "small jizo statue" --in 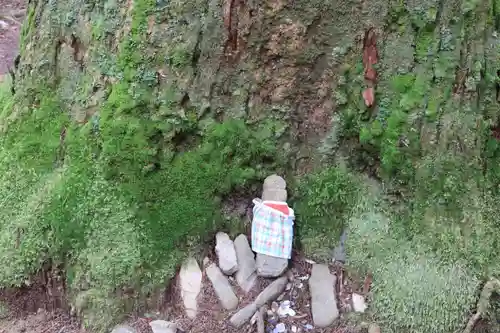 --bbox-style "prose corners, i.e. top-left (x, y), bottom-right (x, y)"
top-left (251, 175), bottom-right (294, 277)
